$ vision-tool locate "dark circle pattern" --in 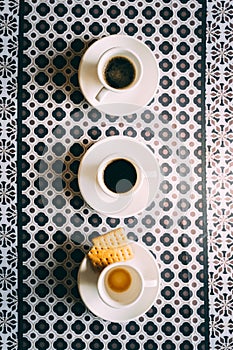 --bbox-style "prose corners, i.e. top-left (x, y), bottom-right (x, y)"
top-left (14, 0), bottom-right (207, 350)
